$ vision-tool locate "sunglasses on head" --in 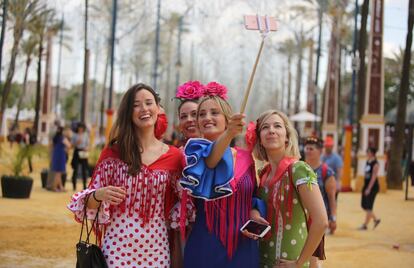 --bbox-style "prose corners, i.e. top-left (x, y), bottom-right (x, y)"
top-left (304, 137), bottom-right (323, 148)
